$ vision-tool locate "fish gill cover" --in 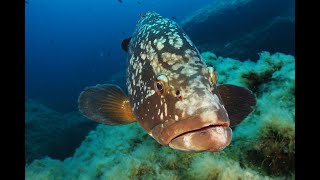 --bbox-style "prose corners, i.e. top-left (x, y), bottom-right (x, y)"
top-left (25, 0), bottom-right (295, 179)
